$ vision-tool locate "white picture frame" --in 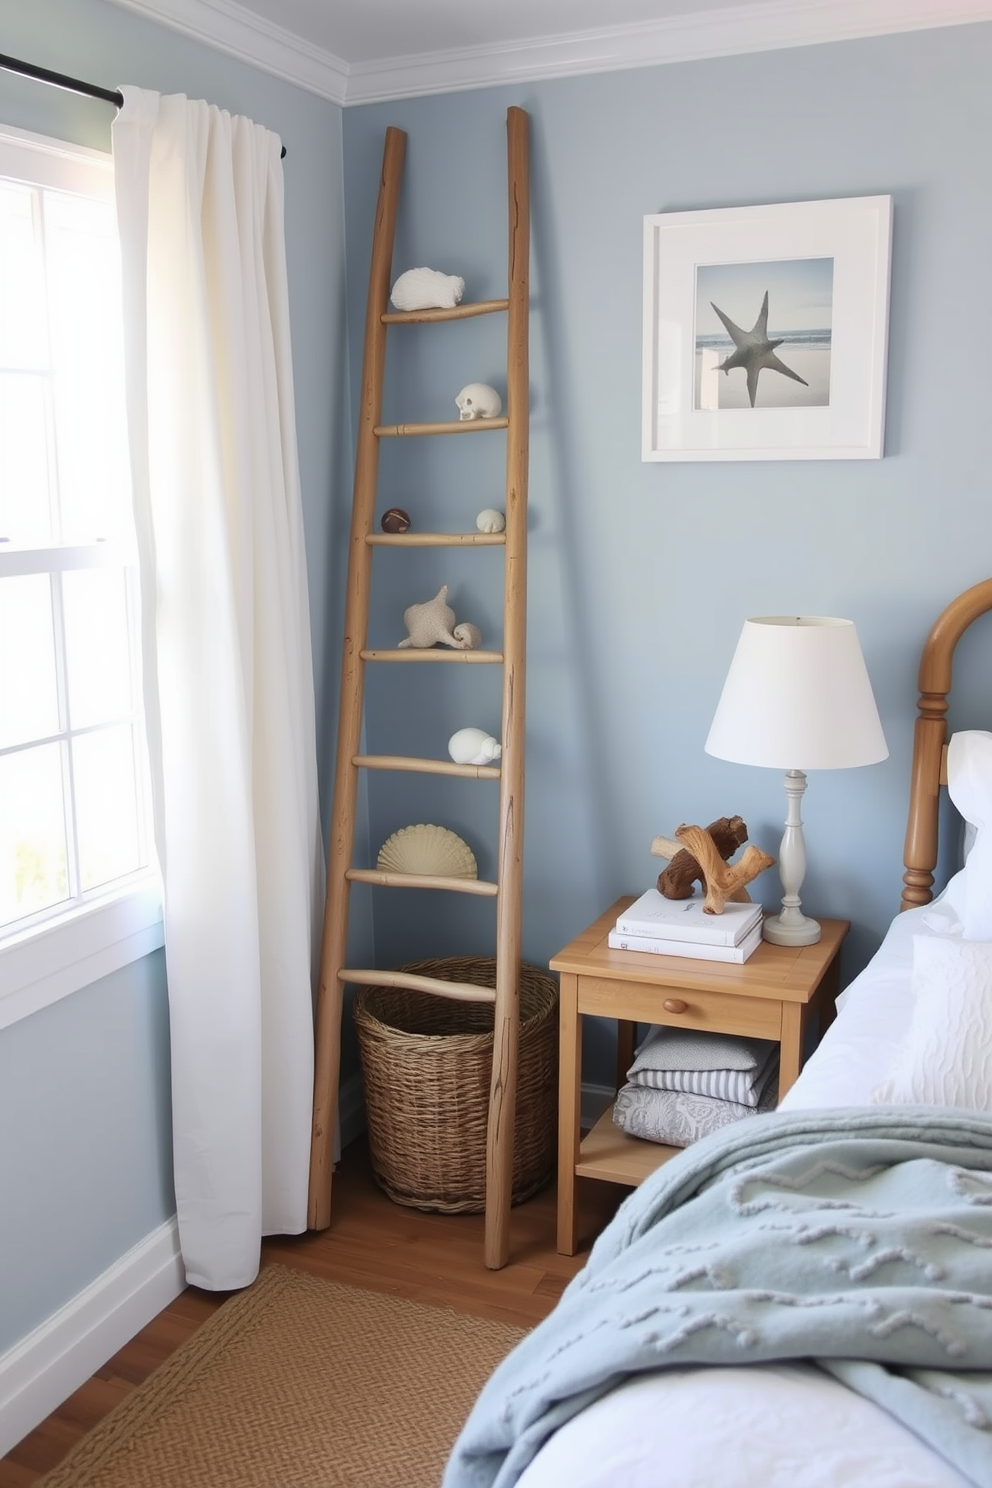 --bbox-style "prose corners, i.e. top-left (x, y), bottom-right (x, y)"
top-left (642, 195), bottom-right (892, 461)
